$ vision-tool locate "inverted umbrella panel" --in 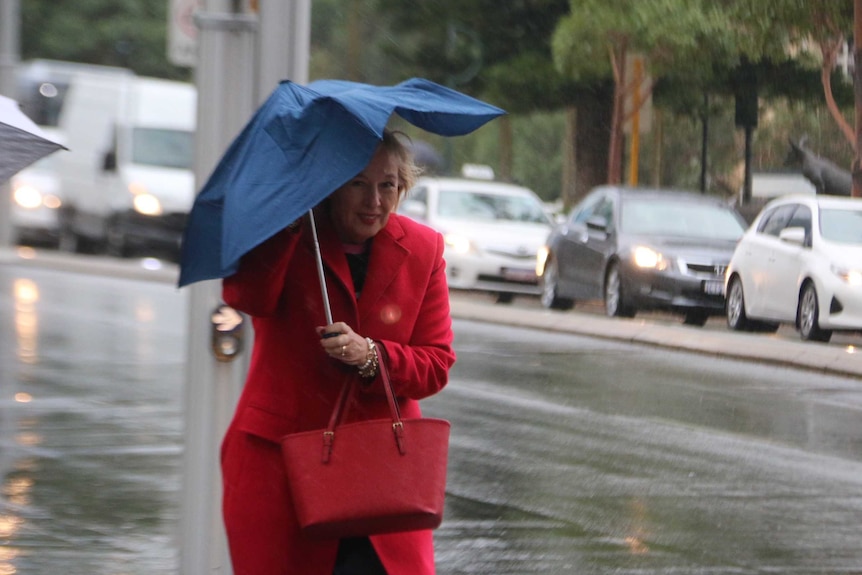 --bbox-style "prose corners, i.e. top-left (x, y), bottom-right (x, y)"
top-left (0, 94), bottom-right (67, 185)
top-left (179, 77), bottom-right (505, 287)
